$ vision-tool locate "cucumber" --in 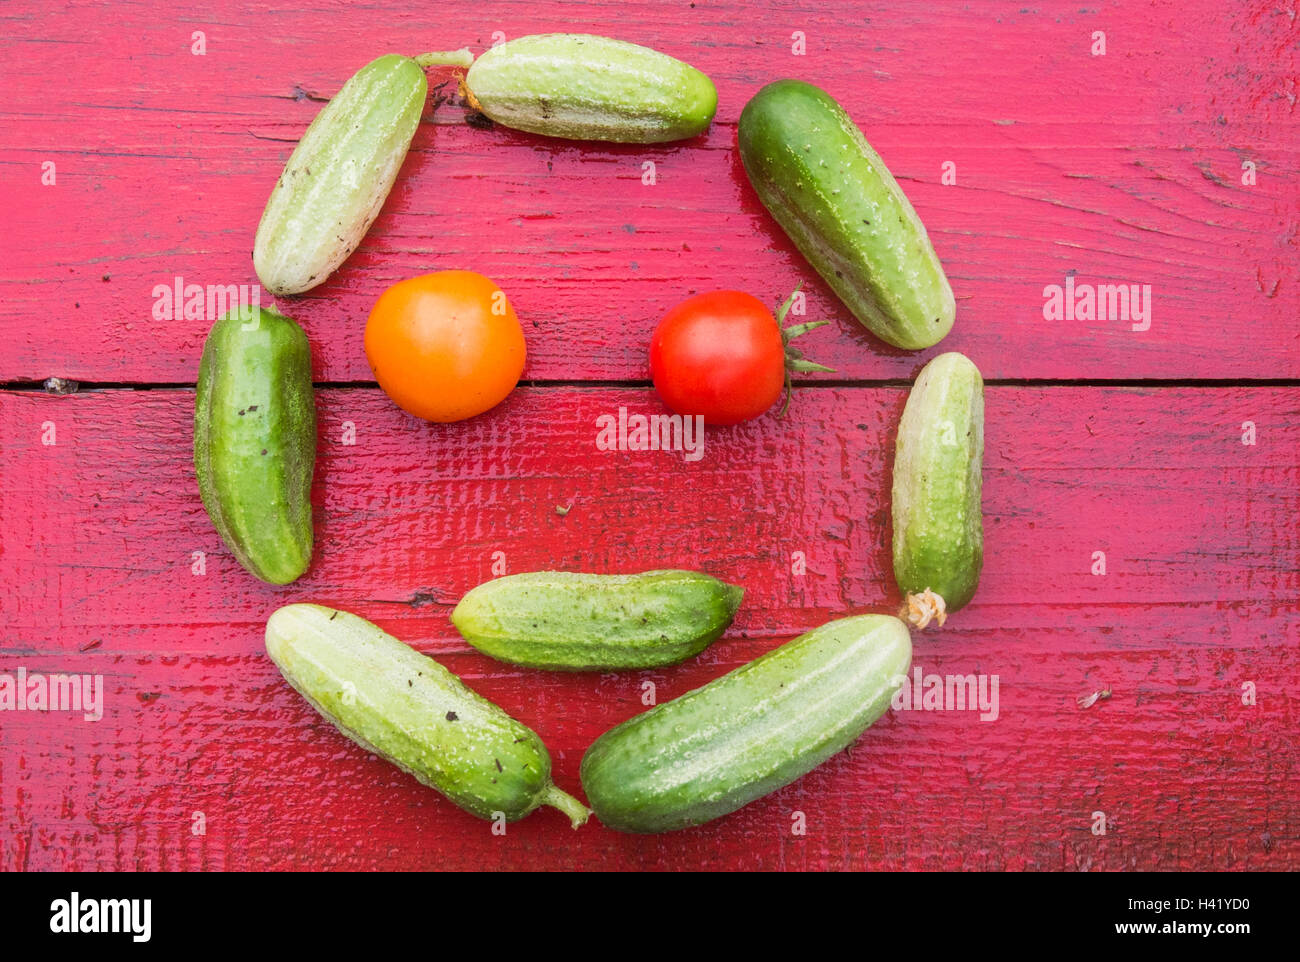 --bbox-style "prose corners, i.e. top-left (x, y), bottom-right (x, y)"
top-left (253, 53), bottom-right (435, 296)
top-left (892, 352), bottom-right (985, 626)
top-left (265, 603), bottom-right (591, 827)
top-left (194, 307), bottom-right (315, 585)
top-left (458, 34), bottom-right (717, 143)
top-left (738, 79), bottom-right (956, 350)
top-left (580, 614), bottom-right (911, 833)
top-left (451, 570), bottom-right (744, 670)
